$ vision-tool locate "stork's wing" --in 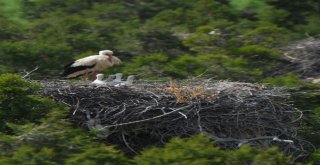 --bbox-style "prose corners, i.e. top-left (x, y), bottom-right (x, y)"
top-left (71, 55), bottom-right (100, 67)
top-left (62, 55), bottom-right (99, 78)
